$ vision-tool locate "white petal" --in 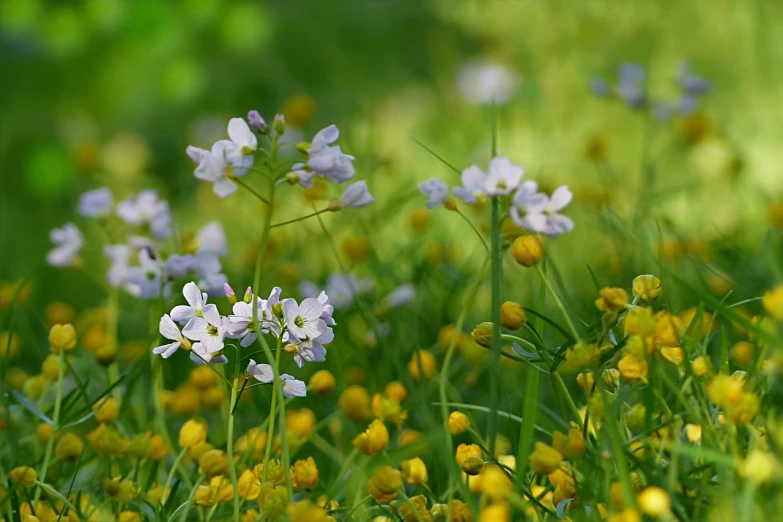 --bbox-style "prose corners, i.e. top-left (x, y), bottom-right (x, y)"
top-left (159, 314), bottom-right (182, 341)
top-left (182, 282), bottom-right (203, 308)
top-left (298, 297), bottom-right (324, 321)
top-left (549, 185), bottom-right (572, 211)
top-left (213, 178), bottom-right (237, 199)
top-left (461, 166), bottom-right (487, 191)
top-left (153, 342), bottom-right (180, 358)
top-left (201, 304), bottom-right (221, 325)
